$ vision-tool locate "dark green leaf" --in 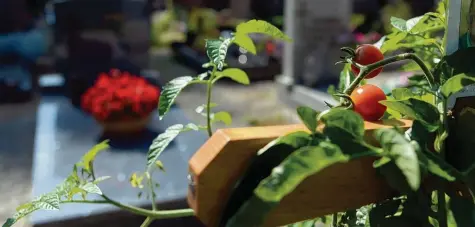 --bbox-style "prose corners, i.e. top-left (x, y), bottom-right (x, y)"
top-left (215, 68), bottom-right (250, 85)
top-left (206, 38), bottom-right (233, 70)
top-left (235, 20), bottom-right (292, 42)
top-left (375, 128), bottom-right (421, 191)
top-left (221, 132), bottom-right (315, 226)
top-left (227, 143), bottom-right (349, 226)
top-left (440, 73), bottom-right (475, 97)
top-left (379, 98), bottom-right (440, 132)
top-left (233, 33), bottom-right (257, 54)
top-left (158, 76), bottom-right (195, 119)
top-left (296, 106), bottom-right (319, 133)
top-left (147, 124), bottom-right (183, 170)
top-left (320, 108), bottom-right (365, 139)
